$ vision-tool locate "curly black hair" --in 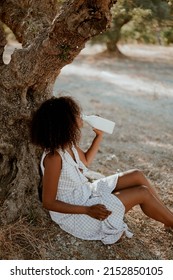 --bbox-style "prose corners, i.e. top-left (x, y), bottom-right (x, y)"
top-left (31, 96), bottom-right (82, 153)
